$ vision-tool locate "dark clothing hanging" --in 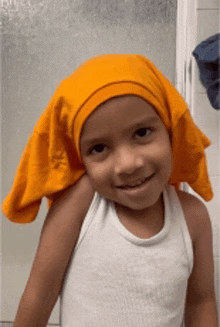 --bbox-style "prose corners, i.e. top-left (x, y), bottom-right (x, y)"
top-left (192, 33), bottom-right (220, 110)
